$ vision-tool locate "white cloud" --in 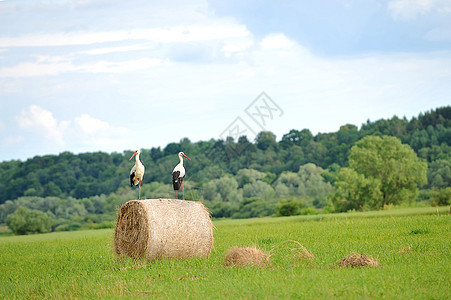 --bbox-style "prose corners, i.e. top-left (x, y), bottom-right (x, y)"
top-left (0, 57), bottom-right (163, 78)
top-left (130, 25), bottom-right (250, 43)
top-left (35, 55), bottom-right (70, 64)
top-left (91, 137), bottom-right (127, 148)
top-left (1, 1), bottom-right (451, 162)
top-left (16, 105), bottom-right (69, 145)
top-left (222, 40), bottom-right (254, 53)
top-left (0, 24), bottom-right (250, 48)
top-left (0, 22), bottom-right (248, 79)
top-left (260, 33), bottom-right (295, 49)
top-left (0, 55), bottom-right (78, 78)
top-left (79, 58), bottom-right (162, 73)
top-left (0, 31), bottom-right (129, 47)
top-left (425, 27), bottom-right (451, 41)
top-left (76, 114), bottom-right (110, 134)
top-left (388, 0), bottom-right (451, 20)
top-left (236, 70), bottom-right (256, 79)
top-left (0, 61), bottom-right (78, 78)
top-left (4, 136), bottom-right (23, 146)
top-left (222, 39), bottom-right (254, 58)
top-left (81, 44), bottom-right (151, 55)
top-left (11, 108), bottom-right (130, 154)
top-left (73, 116), bottom-right (130, 150)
